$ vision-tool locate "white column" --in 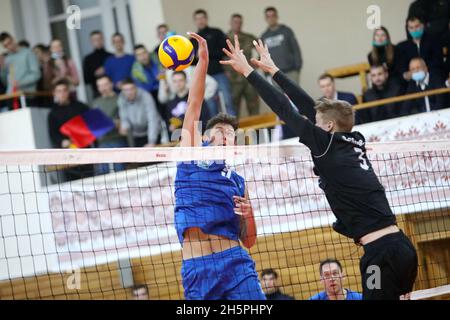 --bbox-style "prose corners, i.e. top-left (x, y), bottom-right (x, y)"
top-left (18, 0), bottom-right (52, 46)
top-left (128, 0), bottom-right (165, 50)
